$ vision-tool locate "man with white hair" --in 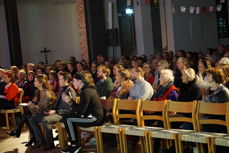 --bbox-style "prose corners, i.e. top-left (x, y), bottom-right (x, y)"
top-left (128, 67), bottom-right (154, 100)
